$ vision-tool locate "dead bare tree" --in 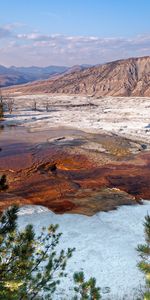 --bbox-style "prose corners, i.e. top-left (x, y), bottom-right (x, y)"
top-left (0, 89), bottom-right (3, 104)
top-left (32, 100), bottom-right (37, 111)
top-left (0, 102), bottom-right (3, 119)
top-left (45, 101), bottom-right (49, 112)
top-left (7, 99), bottom-right (14, 114)
top-left (0, 89), bottom-right (4, 118)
